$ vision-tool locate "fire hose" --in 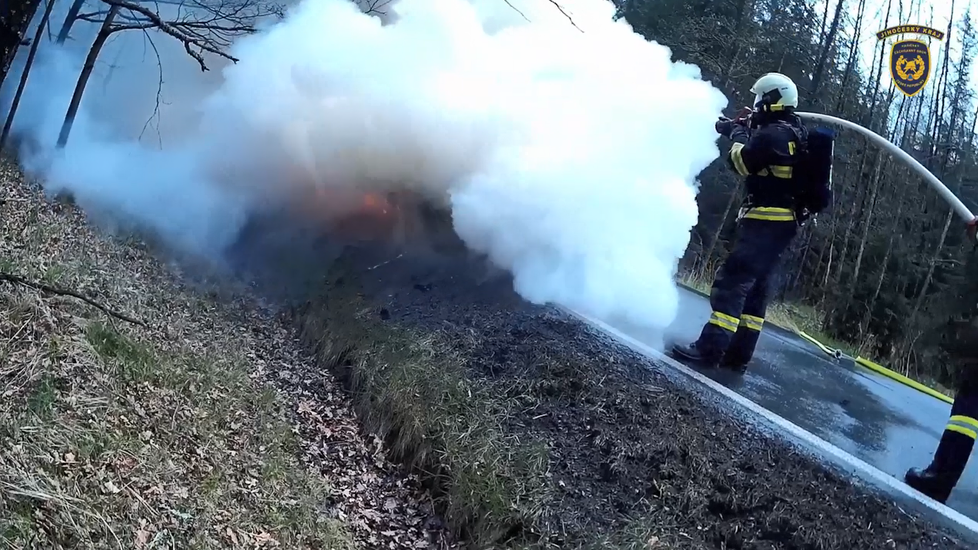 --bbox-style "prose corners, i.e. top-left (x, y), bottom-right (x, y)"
top-left (725, 108), bottom-right (978, 240)
top-left (796, 111), bottom-right (978, 240)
